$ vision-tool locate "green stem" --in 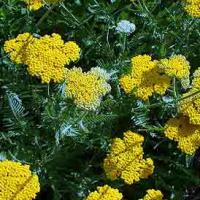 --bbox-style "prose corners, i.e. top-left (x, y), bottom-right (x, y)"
top-left (178, 89), bottom-right (200, 102)
top-left (36, 4), bottom-right (56, 27)
top-left (133, 89), bottom-right (200, 112)
top-left (138, 127), bottom-right (164, 132)
top-left (47, 84), bottom-right (50, 96)
top-left (122, 34), bottom-right (127, 53)
top-left (173, 76), bottom-right (177, 99)
top-left (60, 3), bottom-right (80, 25)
